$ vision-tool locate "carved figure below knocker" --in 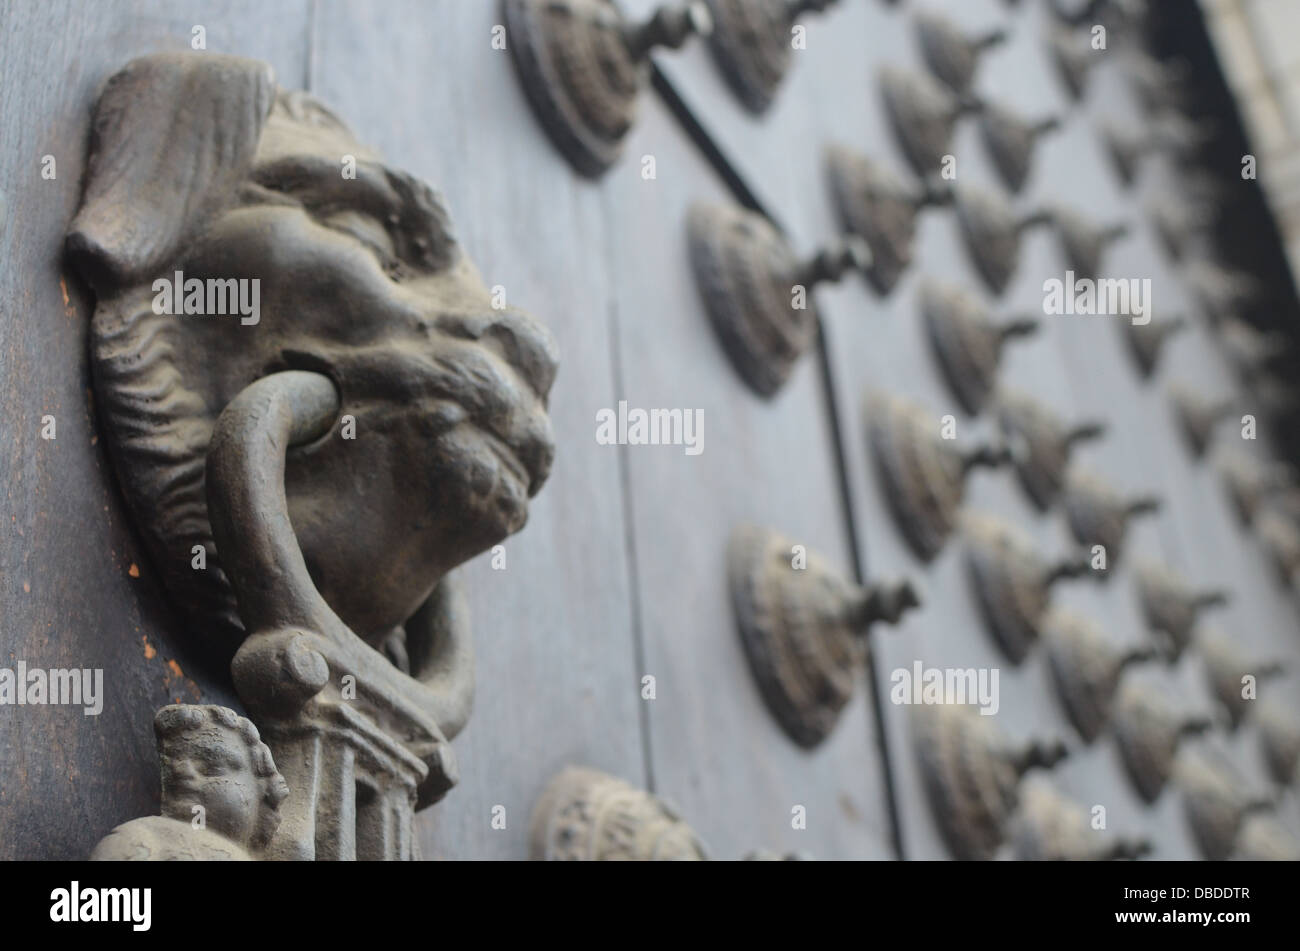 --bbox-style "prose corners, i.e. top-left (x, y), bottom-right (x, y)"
top-left (67, 53), bottom-right (559, 860)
